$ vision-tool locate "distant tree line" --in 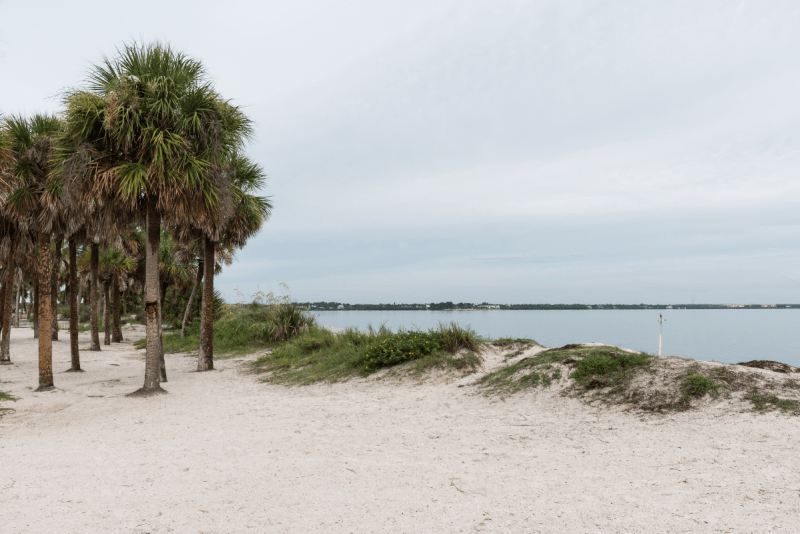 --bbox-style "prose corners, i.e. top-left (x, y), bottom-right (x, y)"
top-left (296, 302), bottom-right (800, 311)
